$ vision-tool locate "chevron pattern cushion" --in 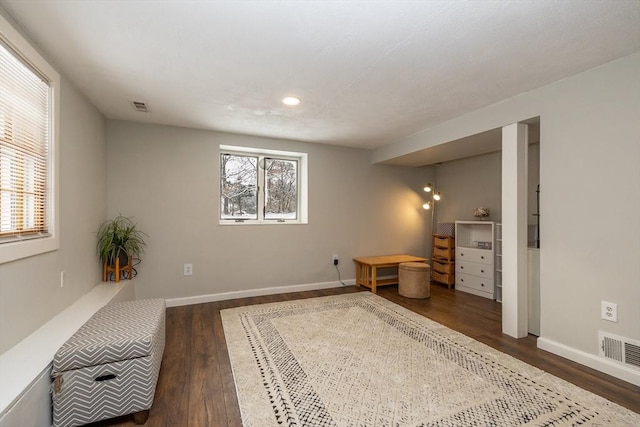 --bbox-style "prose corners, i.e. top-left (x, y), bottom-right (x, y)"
top-left (51, 299), bottom-right (166, 427)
